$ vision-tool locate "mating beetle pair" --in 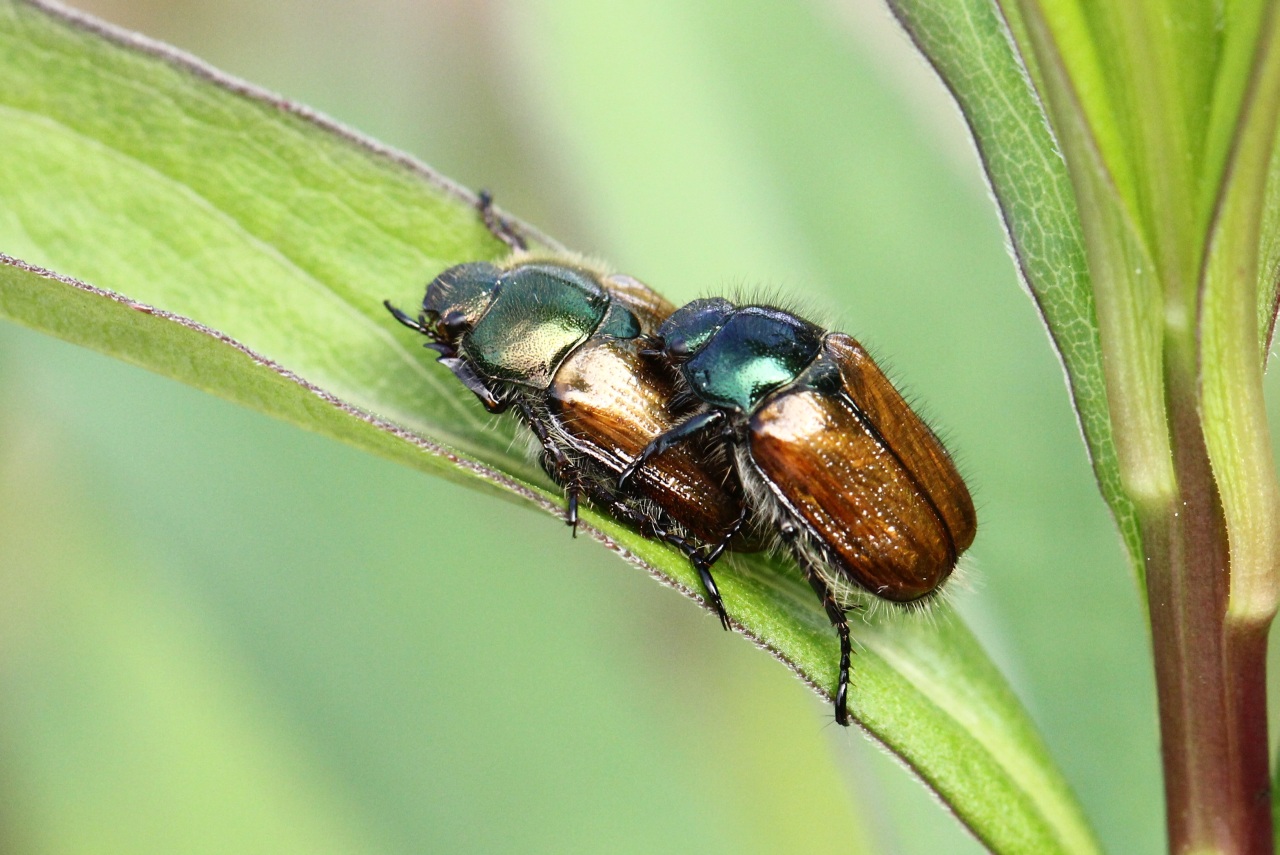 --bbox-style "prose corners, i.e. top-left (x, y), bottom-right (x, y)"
top-left (386, 195), bottom-right (975, 726)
